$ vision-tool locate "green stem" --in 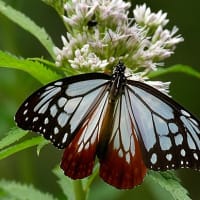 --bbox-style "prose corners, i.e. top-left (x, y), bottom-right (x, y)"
top-left (84, 164), bottom-right (99, 193)
top-left (73, 180), bottom-right (86, 200)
